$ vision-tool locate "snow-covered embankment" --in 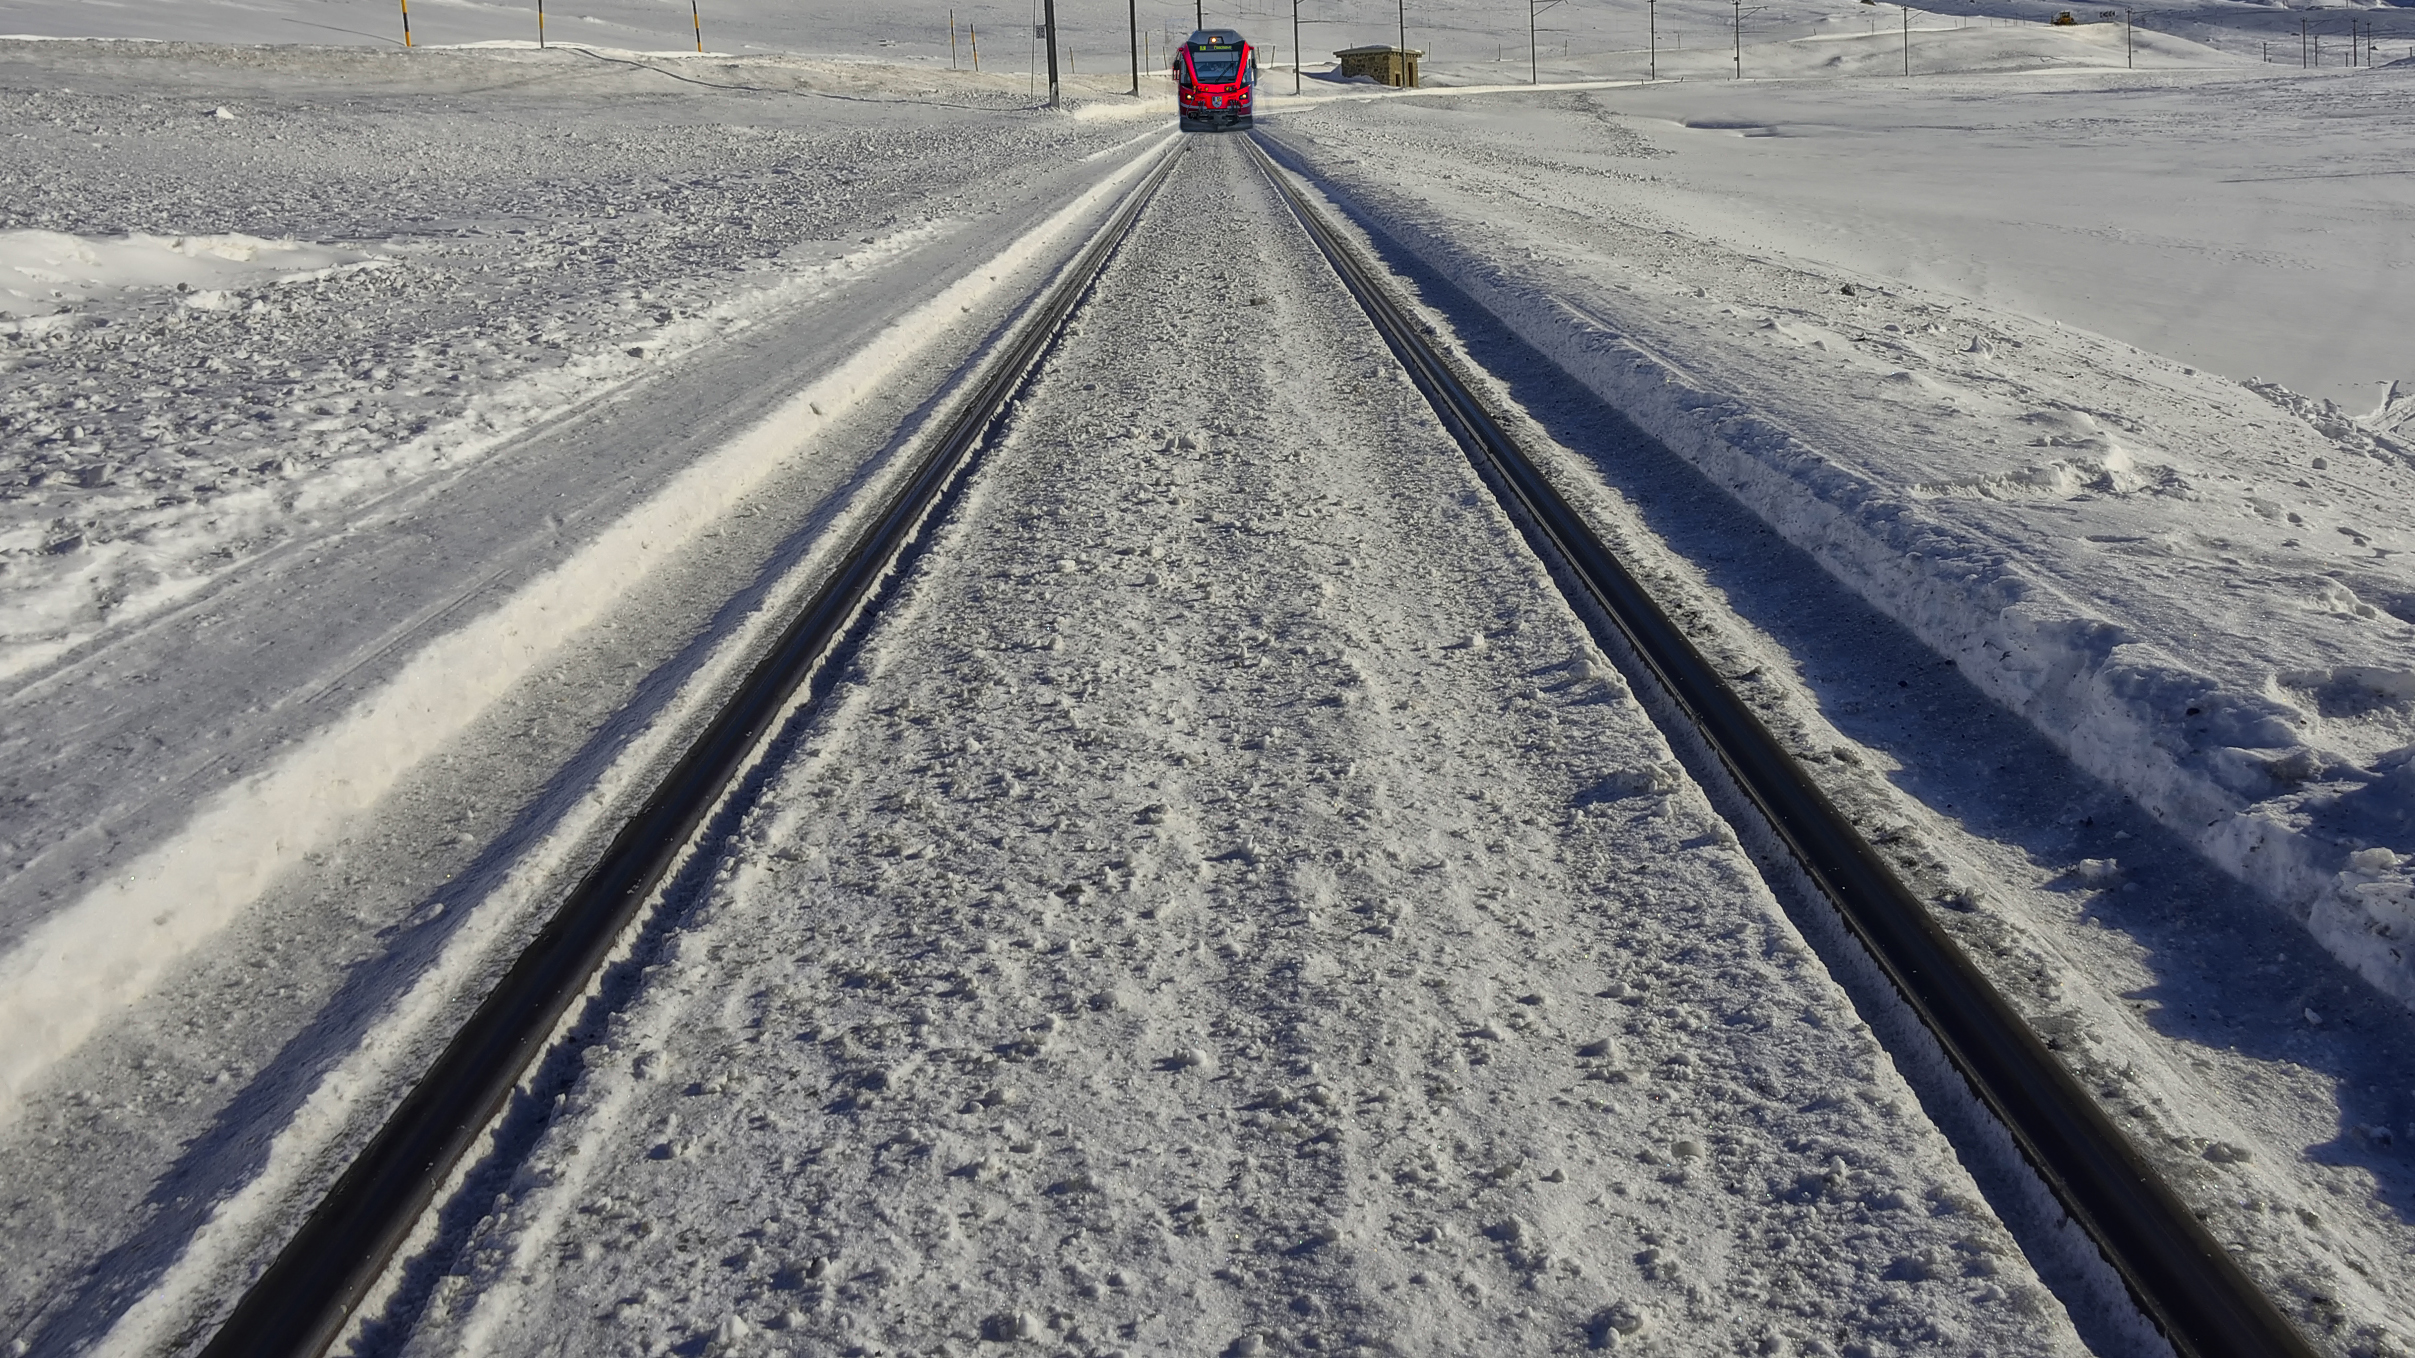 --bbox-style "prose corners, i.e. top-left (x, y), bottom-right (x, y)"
top-left (1258, 100), bottom-right (2415, 1009)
